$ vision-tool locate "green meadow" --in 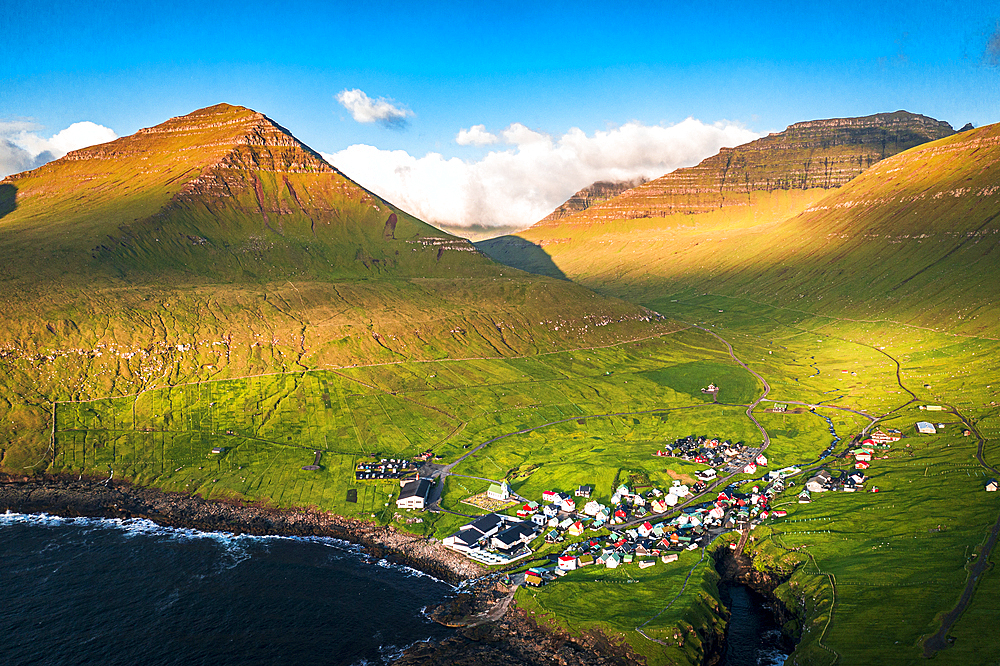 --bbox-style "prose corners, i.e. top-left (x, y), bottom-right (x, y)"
top-left (48, 326), bottom-right (764, 532)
